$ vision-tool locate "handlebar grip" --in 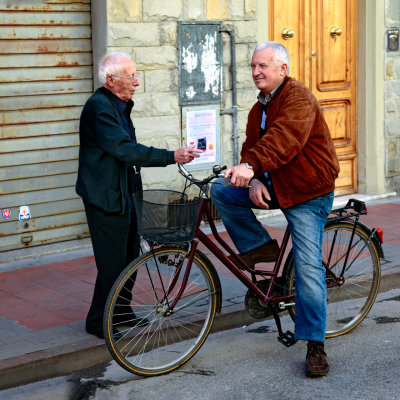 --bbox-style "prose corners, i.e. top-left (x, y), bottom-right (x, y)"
top-left (178, 163), bottom-right (192, 179)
